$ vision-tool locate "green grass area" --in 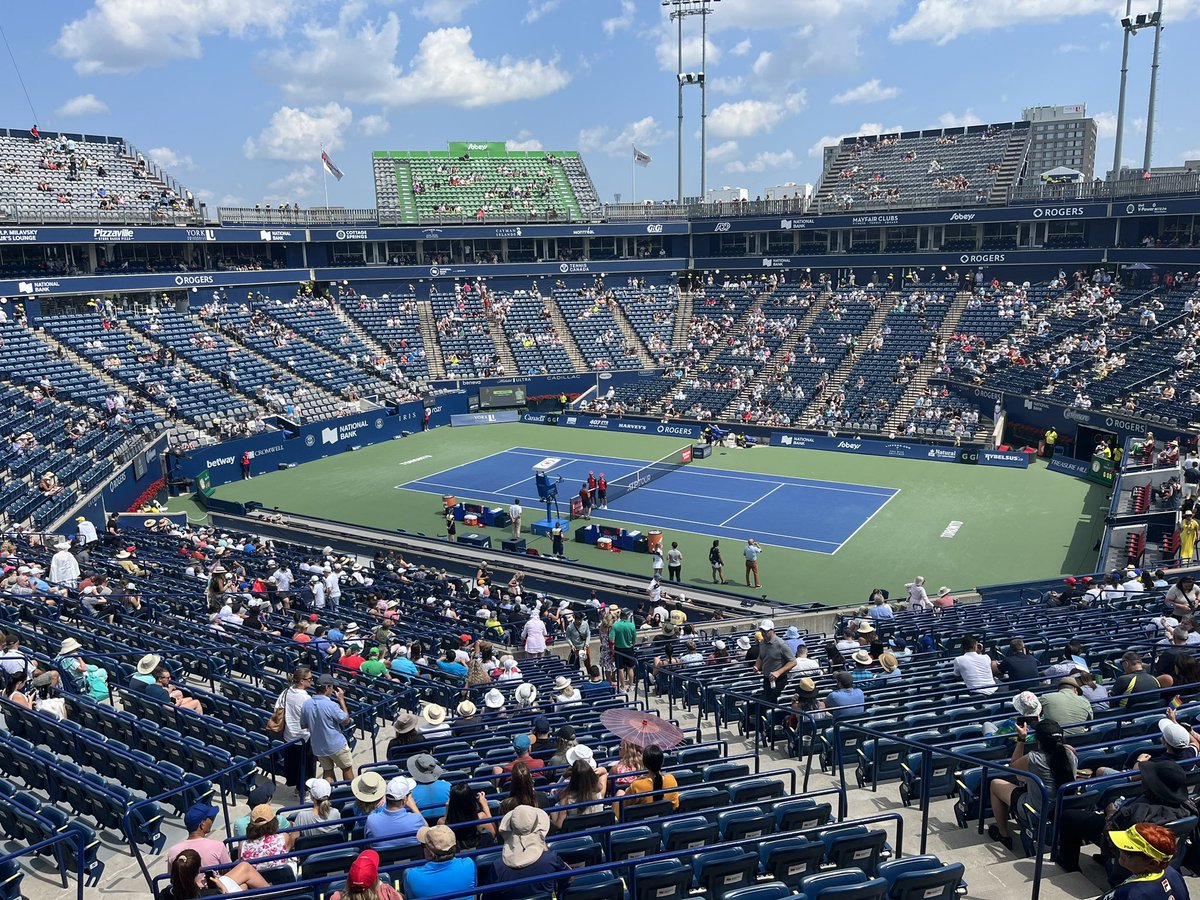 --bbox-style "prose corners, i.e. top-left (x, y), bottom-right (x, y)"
top-left (211, 423), bottom-right (1109, 606)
